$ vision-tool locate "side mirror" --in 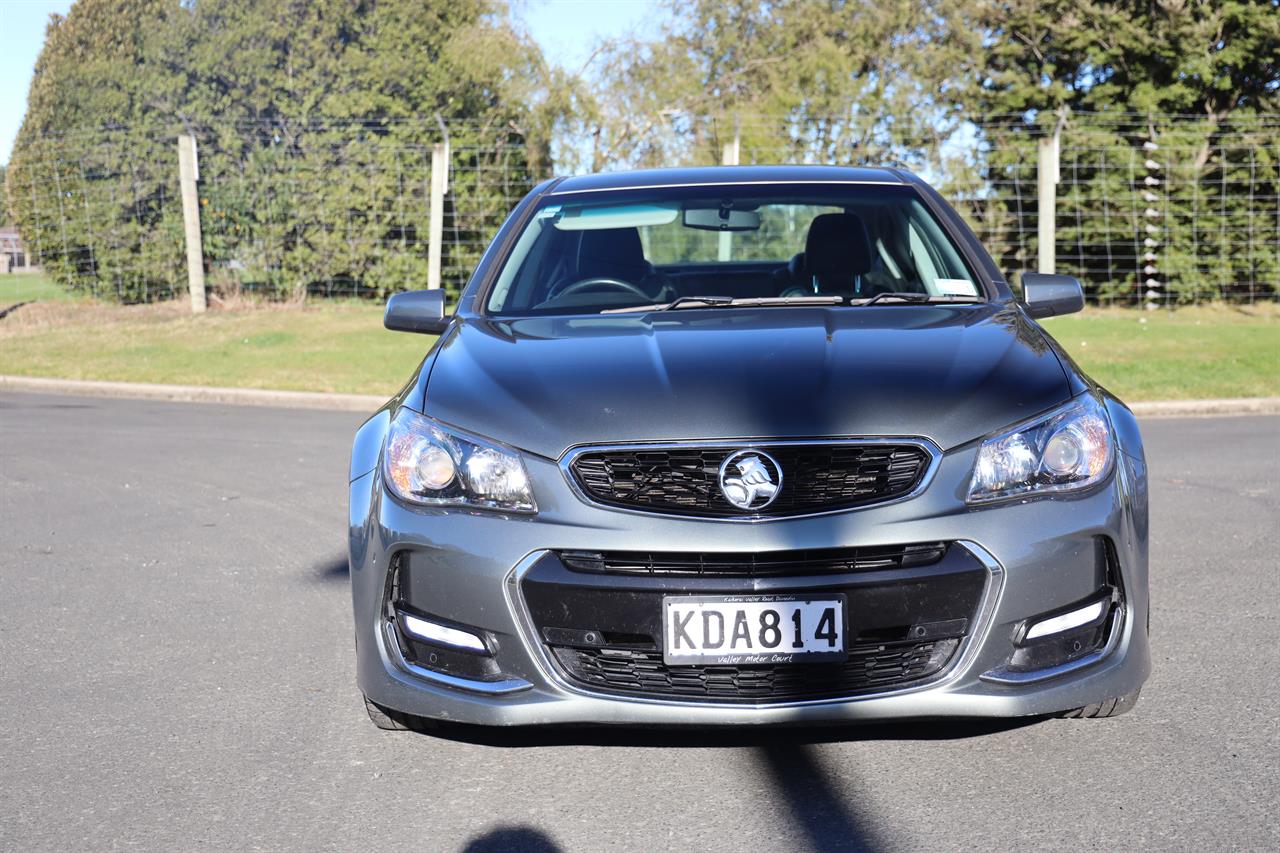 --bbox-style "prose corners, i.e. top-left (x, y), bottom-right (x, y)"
top-left (384, 289), bottom-right (449, 335)
top-left (1021, 273), bottom-right (1084, 319)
